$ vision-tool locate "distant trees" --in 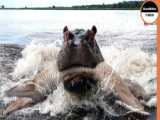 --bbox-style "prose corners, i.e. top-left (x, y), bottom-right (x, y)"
top-left (72, 1), bottom-right (144, 10)
top-left (108, 1), bottom-right (143, 9)
top-left (1, 5), bottom-right (5, 9)
top-left (0, 1), bottom-right (144, 10)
